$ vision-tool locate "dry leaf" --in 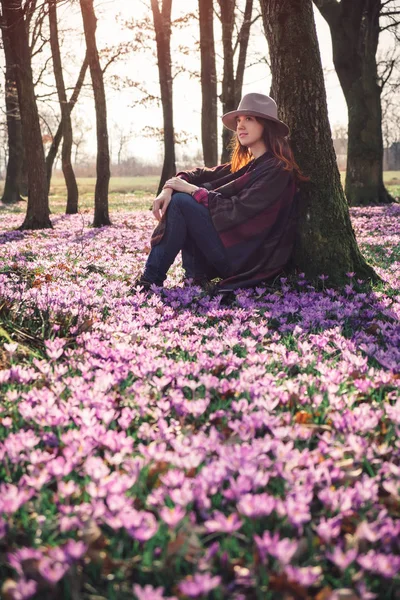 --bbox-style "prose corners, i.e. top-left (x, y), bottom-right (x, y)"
top-left (269, 573), bottom-right (309, 599)
top-left (294, 411), bottom-right (313, 424)
top-left (315, 587), bottom-right (333, 600)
